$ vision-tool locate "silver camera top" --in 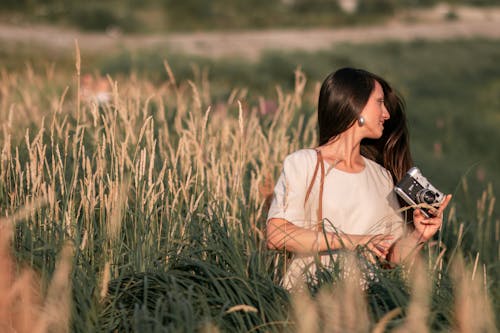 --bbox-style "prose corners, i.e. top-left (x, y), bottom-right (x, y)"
top-left (394, 167), bottom-right (445, 217)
